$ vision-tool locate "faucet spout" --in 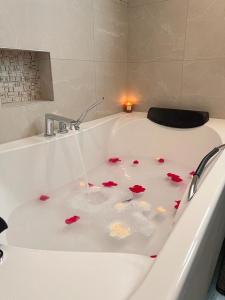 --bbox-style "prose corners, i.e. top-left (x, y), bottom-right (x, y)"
top-left (44, 98), bottom-right (104, 136)
top-left (45, 113), bottom-right (76, 124)
top-left (45, 113), bottom-right (76, 137)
